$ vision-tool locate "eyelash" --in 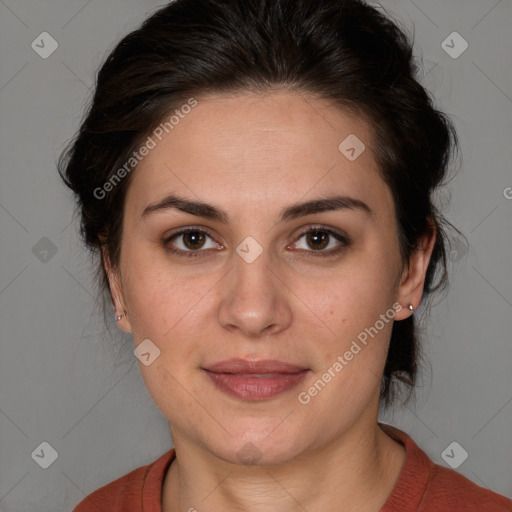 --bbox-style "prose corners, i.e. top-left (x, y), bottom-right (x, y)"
top-left (161, 225), bottom-right (350, 259)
